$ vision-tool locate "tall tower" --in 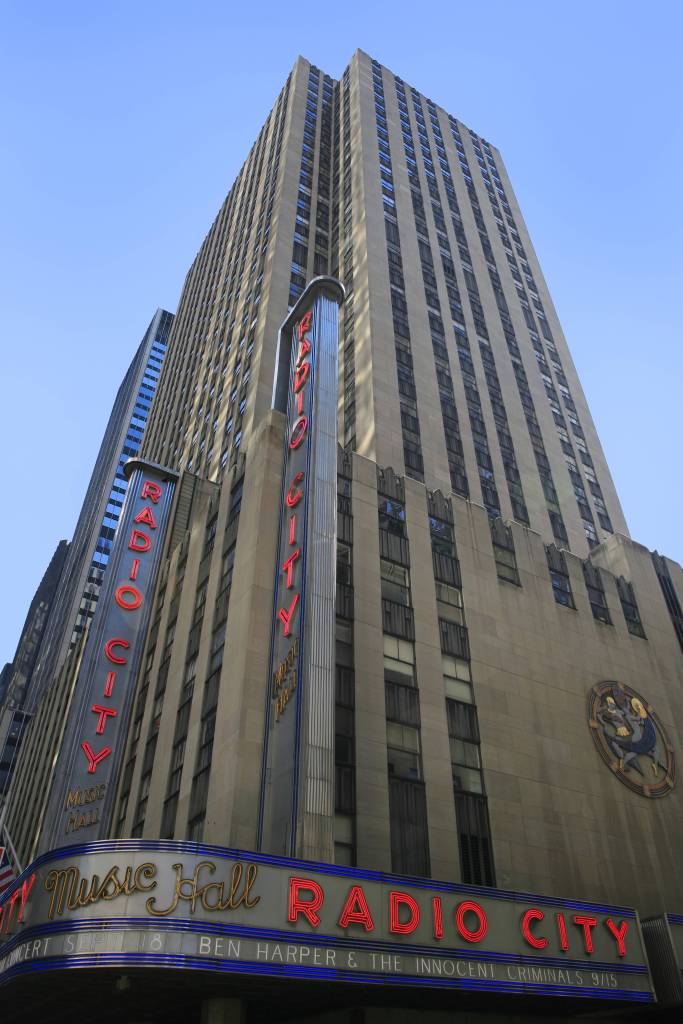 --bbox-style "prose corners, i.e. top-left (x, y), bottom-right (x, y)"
top-left (0, 310), bottom-right (173, 846)
top-left (143, 53), bottom-right (625, 559)
top-left (6, 54), bottom-right (683, 927)
top-left (24, 308), bottom-right (174, 713)
top-left (3, 49), bottom-right (683, 1023)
